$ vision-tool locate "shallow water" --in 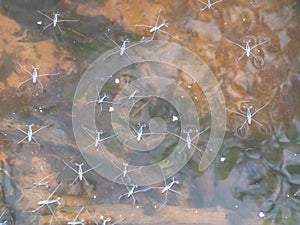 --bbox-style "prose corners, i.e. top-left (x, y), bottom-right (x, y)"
top-left (0, 0), bottom-right (299, 224)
